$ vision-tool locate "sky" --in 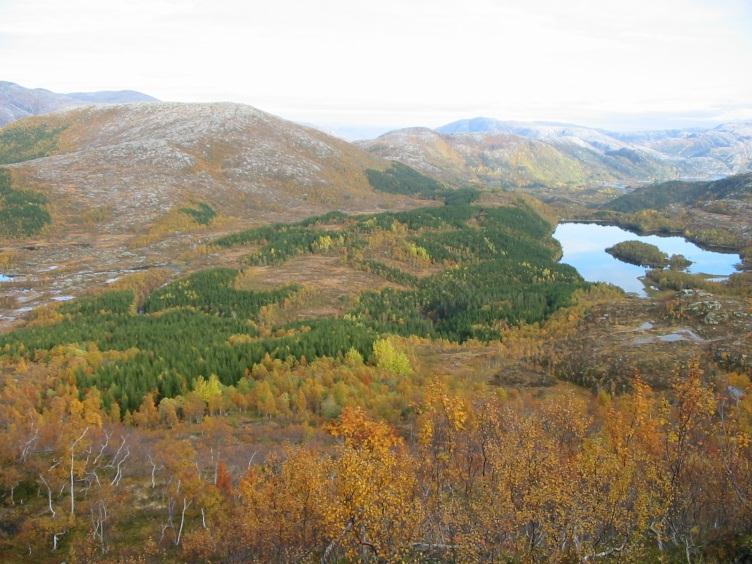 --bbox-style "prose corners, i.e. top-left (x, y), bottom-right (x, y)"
top-left (1, 0), bottom-right (751, 138)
